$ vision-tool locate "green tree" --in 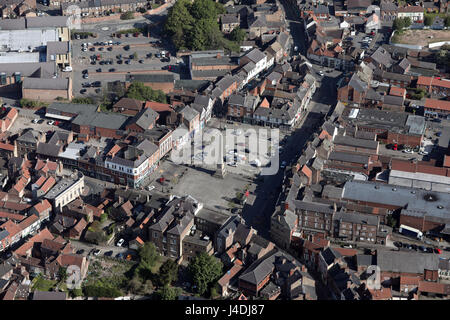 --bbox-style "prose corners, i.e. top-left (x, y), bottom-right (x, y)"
top-left (72, 97), bottom-right (94, 104)
top-left (126, 81), bottom-right (167, 103)
top-left (157, 259), bottom-right (178, 286)
top-left (393, 18), bottom-right (405, 31)
top-left (138, 242), bottom-right (160, 271)
top-left (132, 52), bottom-right (138, 60)
top-left (229, 27), bottom-right (246, 43)
top-left (120, 11), bottom-right (134, 20)
top-left (424, 15), bottom-right (434, 26)
top-left (156, 285), bottom-right (180, 300)
top-left (445, 16), bottom-right (450, 27)
top-left (100, 213), bottom-right (108, 223)
top-left (190, 0), bottom-right (224, 21)
top-left (58, 267), bottom-right (67, 282)
top-left (188, 252), bottom-right (223, 296)
top-left (403, 17), bottom-right (412, 28)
